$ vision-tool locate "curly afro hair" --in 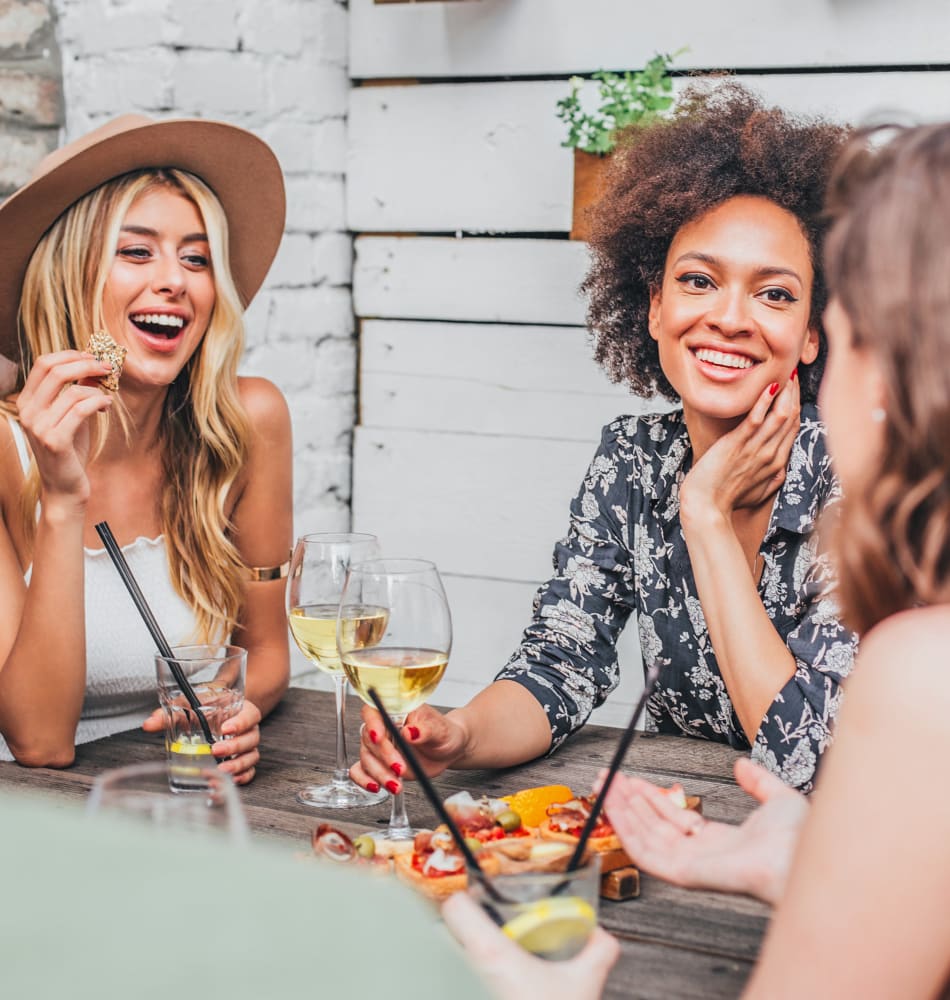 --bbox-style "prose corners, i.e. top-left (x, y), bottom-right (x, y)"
top-left (582, 80), bottom-right (850, 405)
